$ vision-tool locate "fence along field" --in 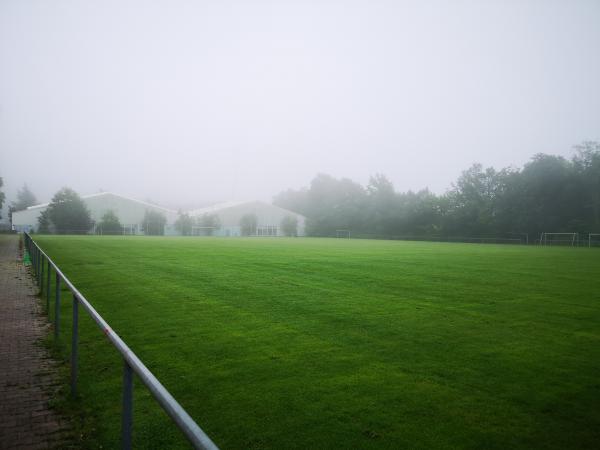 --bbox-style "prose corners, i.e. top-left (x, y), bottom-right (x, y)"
top-left (32, 235), bottom-right (600, 449)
